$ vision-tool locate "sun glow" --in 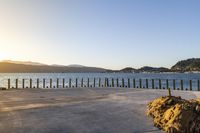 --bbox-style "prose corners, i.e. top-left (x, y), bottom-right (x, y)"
top-left (0, 52), bottom-right (7, 61)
